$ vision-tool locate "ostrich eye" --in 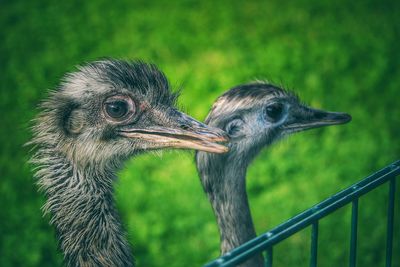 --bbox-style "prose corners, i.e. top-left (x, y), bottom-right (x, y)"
top-left (103, 96), bottom-right (136, 121)
top-left (265, 103), bottom-right (284, 122)
top-left (105, 101), bottom-right (128, 118)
